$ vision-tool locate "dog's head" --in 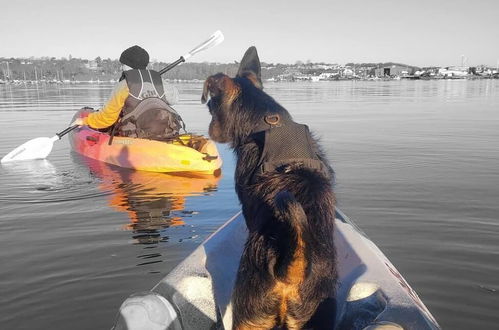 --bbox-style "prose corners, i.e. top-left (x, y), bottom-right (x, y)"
top-left (202, 47), bottom-right (289, 146)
